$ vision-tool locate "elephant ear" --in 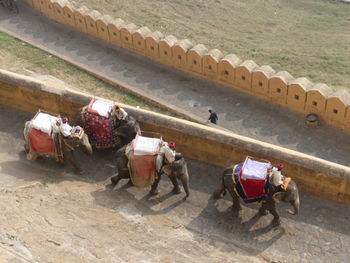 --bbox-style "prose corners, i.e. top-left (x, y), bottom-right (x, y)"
top-left (161, 165), bottom-right (172, 176)
top-left (272, 191), bottom-right (284, 202)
